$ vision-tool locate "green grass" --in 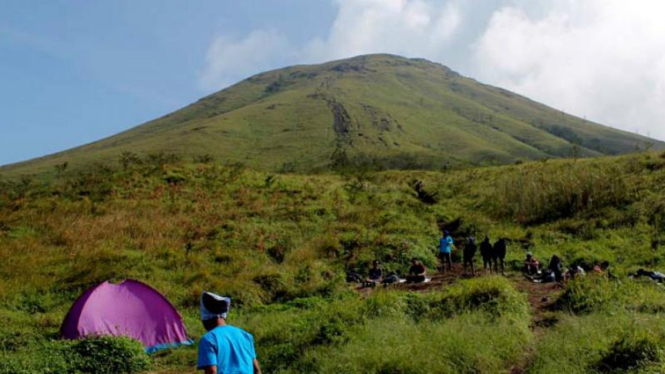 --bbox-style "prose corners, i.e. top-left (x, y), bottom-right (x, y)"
top-left (2, 54), bottom-right (663, 177)
top-left (4, 151), bottom-right (665, 372)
